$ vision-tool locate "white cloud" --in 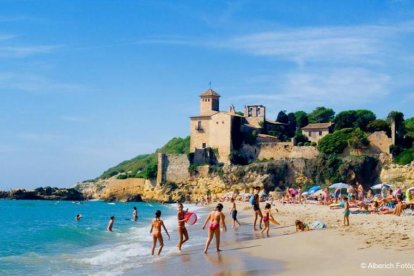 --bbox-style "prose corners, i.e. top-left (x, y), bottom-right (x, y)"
top-left (217, 21), bottom-right (414, 66)
top-left (0, 45), bottom-right (60, 58)
top-left (230, 67), bottom-right (391, 109)
top-left (0, 72), bottom-right (88, 94)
